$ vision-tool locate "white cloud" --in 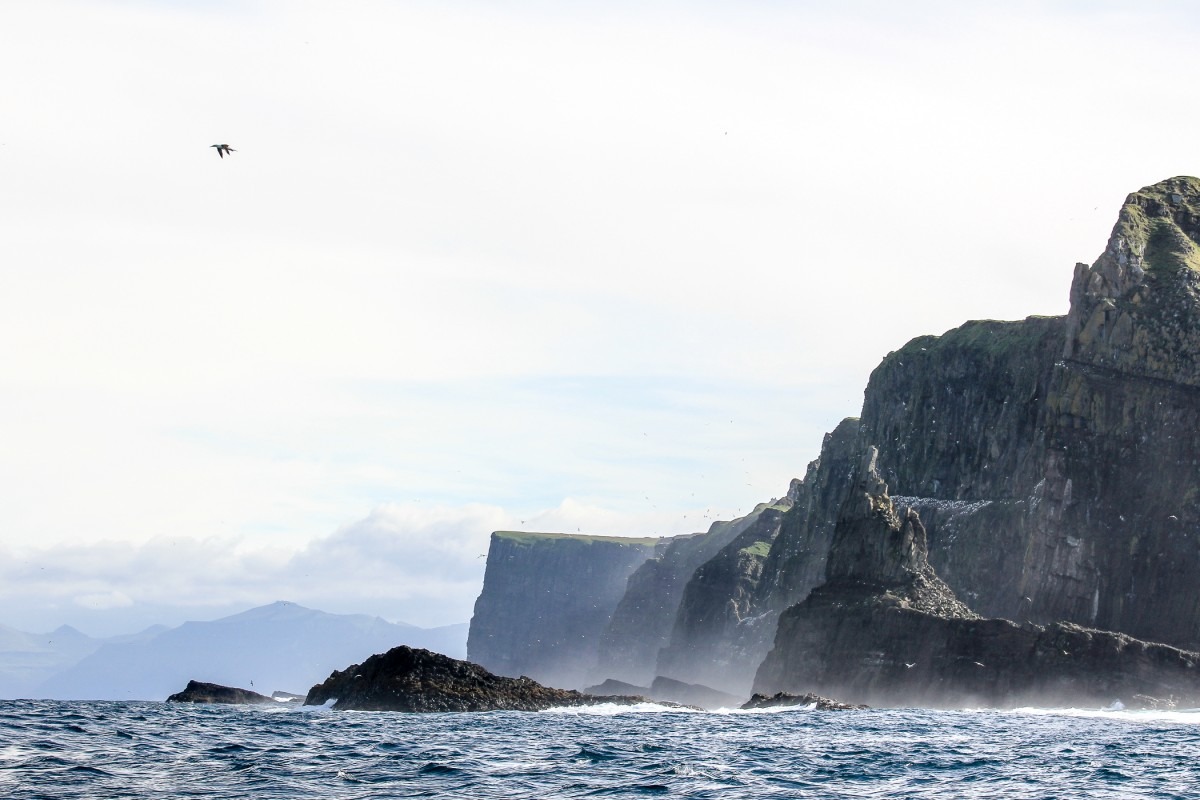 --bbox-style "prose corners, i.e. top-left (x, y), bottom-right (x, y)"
top-left (73, 591), bottom-right (134, 611)
top-left (0, 498), bottom-right (734, 633)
